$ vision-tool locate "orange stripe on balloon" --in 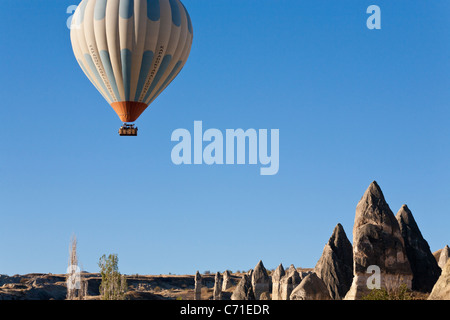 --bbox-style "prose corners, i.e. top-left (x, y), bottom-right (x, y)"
top-left (110, 101), bottom-right (148, 122)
